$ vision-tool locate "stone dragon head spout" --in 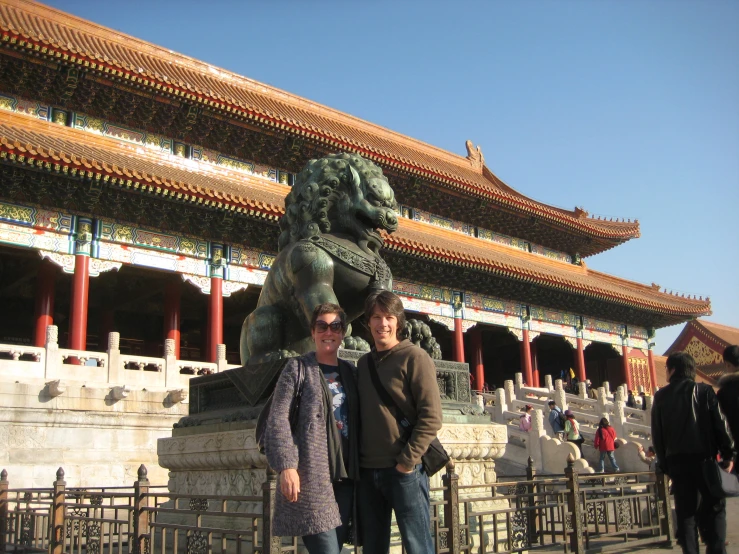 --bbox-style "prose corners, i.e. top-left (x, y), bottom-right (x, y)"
top-left (278, 153), bottom-right (399, 254)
